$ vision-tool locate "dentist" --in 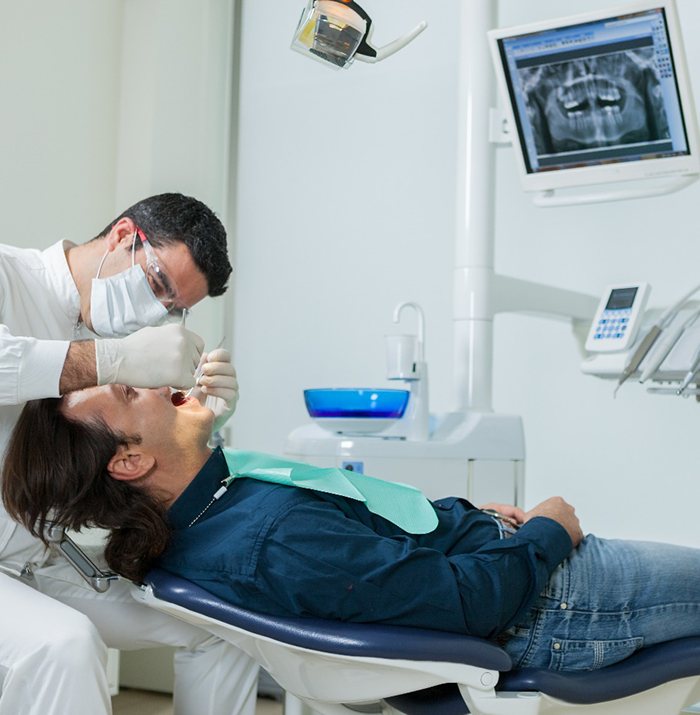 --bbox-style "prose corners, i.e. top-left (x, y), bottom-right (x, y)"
top-left (0, 193), bottom-right (257, 715)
